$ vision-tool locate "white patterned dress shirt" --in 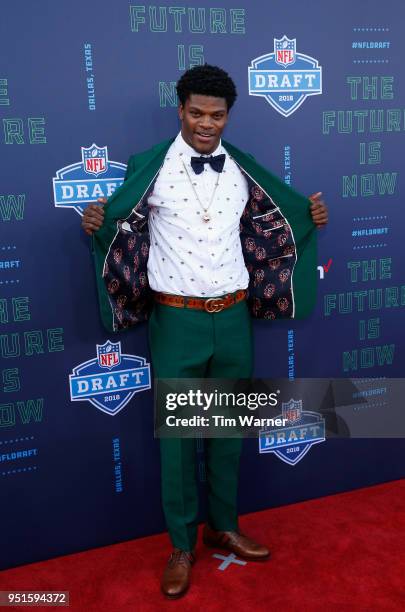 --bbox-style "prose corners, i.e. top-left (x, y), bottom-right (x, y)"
top-left (147, 131), bottom-right (250, 297)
